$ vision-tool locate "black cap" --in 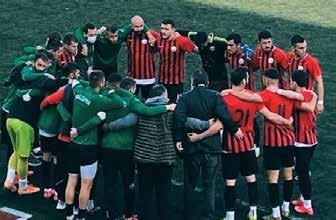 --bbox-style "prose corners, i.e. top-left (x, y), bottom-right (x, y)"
top-left (264, 68), bottom-right (279, 79)
top-left (292, 70), bottom-right (308, 87)
top-left (231, 67), bottom-right (248, 86)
